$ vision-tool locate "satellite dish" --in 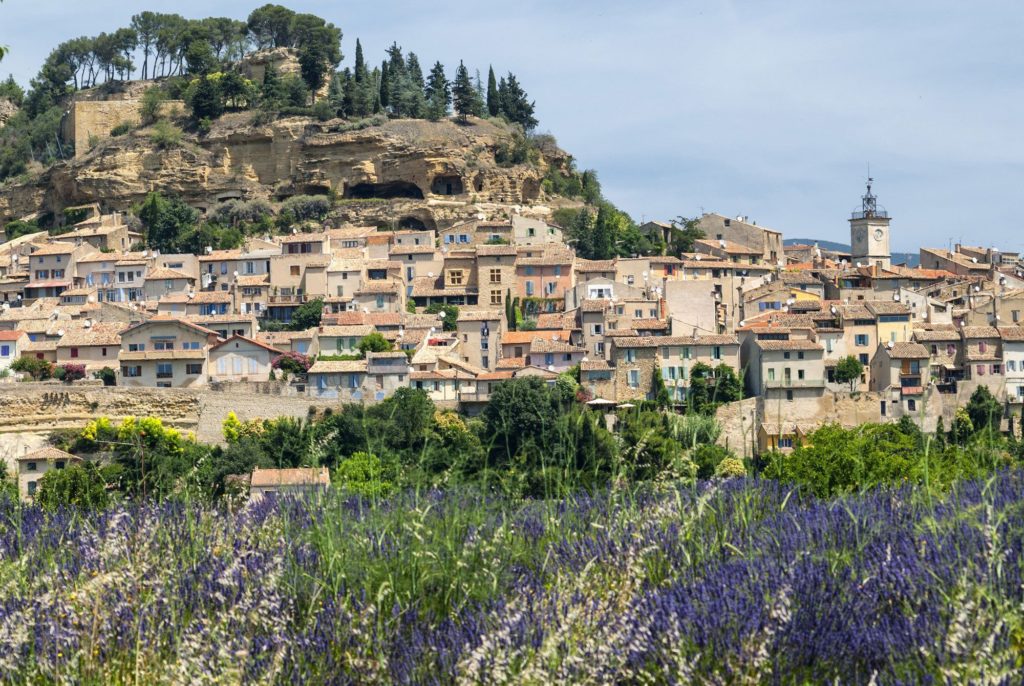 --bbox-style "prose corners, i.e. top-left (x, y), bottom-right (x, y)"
top-left (893, 293), bottom-right (900, 301)
top-left (187, 292), bottom-right (195, 299)
top-left (427, 271), bottom-right (434, 278)
top-left (56, 329), bottom-right (65, 336)
top-left (142, 250), bottom-right (148, 257)
top-left (830, 305), bottom-right (837, 315)
top-left (887, 341), bottom-right (894, 349)
top-left (87, 295), bottom-right (95, 302)
top-left (233, 270), bottom-right (239, 278)
top-left (738, 319), bottom-right (745, 327)
top-left (972, 257), bottom-right (978, 263)
top-left (695, 255), bottom-right (702, 261)
top-left (547, 364), bottom-right (554, 372)
top-left (205, 246), bottom-right (213, 254)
